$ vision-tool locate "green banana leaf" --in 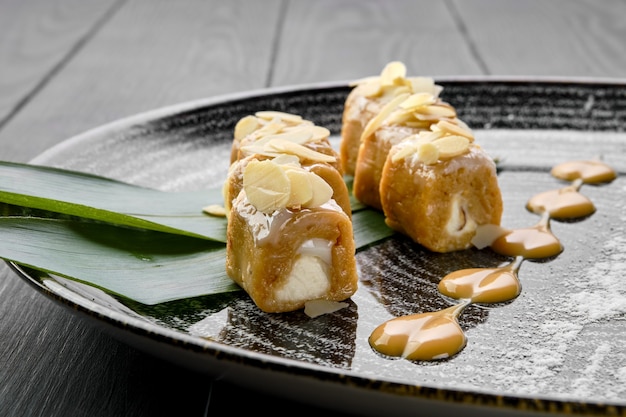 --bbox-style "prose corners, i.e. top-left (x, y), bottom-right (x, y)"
top-left (0, 161), bottom-right (394, 305)
top-left (0, 216), bottom-right (236, 305)
top-left (0, 161), bottom-right (226, 242)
